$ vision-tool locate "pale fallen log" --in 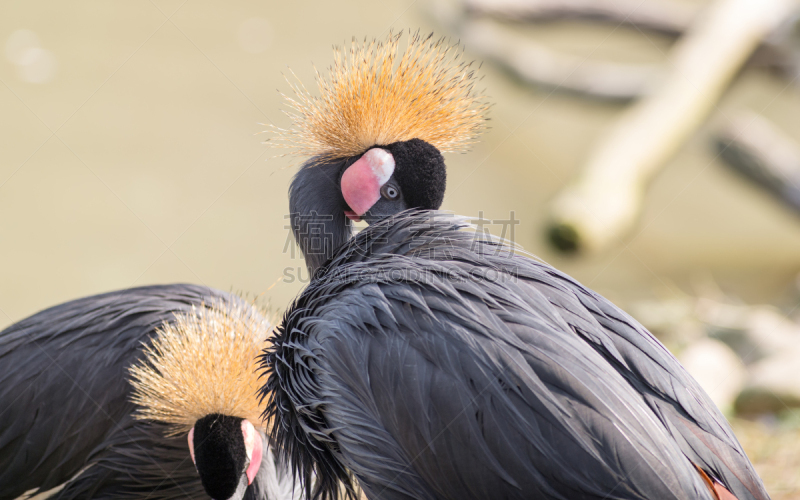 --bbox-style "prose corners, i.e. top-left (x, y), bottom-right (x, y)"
top-left (715, 111), bottom-right (800, 213)
top-left (452, 0), bottom-right (798, 99)
top-left (463, 0), bottom-right (698, 35)
top-left (461, 19), bottom-right (661, 101)
top-left (547, 0), bottom-right (797, 252)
